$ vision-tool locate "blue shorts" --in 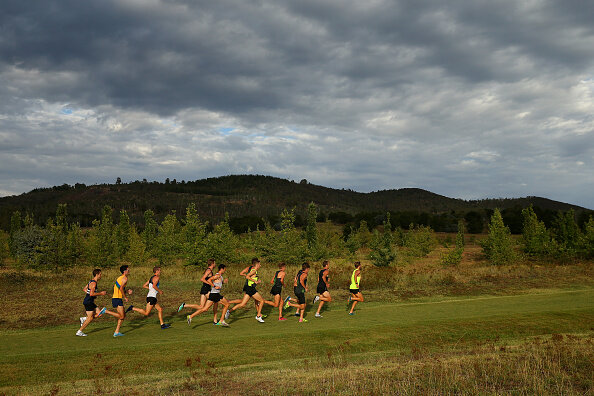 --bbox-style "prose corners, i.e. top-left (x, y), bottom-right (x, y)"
top-left (112, 298), bottom-right (124, 308)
